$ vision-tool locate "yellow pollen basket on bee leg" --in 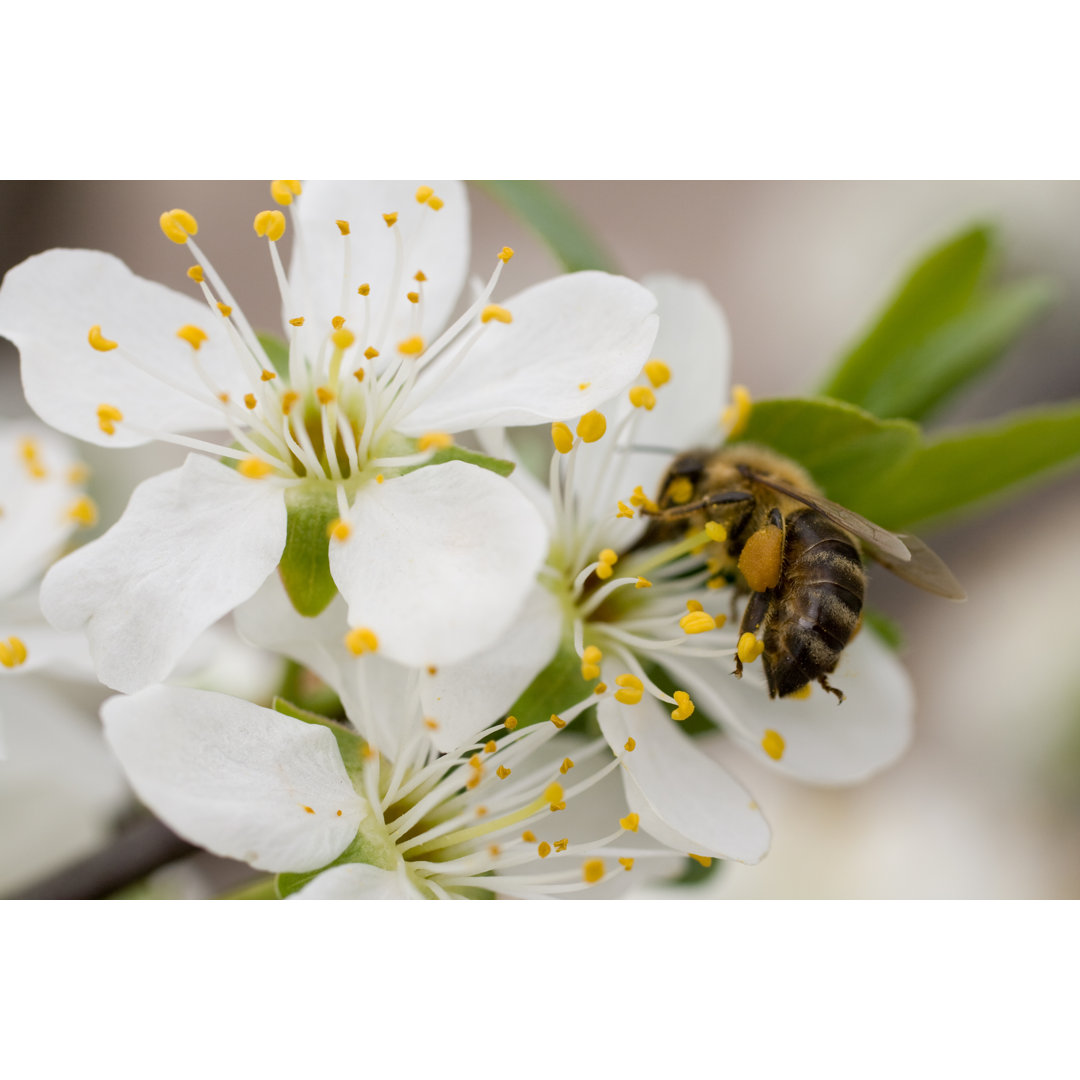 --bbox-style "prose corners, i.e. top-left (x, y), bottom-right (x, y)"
top-left (739, 525), bottom-right (784, 592)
